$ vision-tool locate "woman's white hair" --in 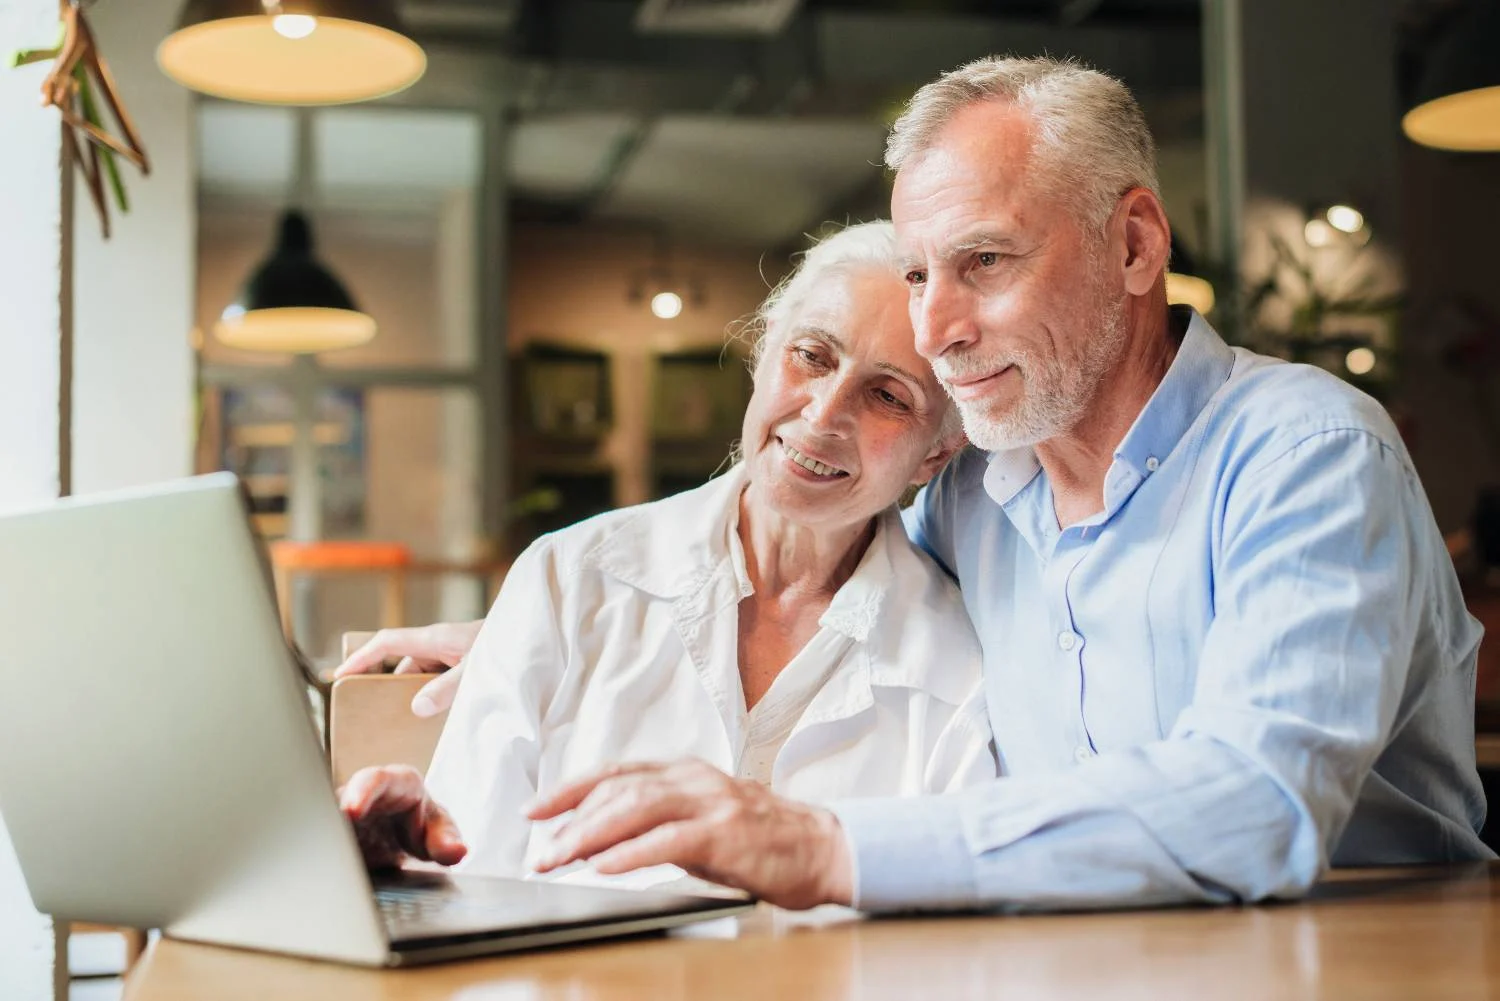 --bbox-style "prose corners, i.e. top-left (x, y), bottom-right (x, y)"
top-left (886, 55), bottom-right (1160, 237)
top-left (739, 221), bottom-right (962, 442)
